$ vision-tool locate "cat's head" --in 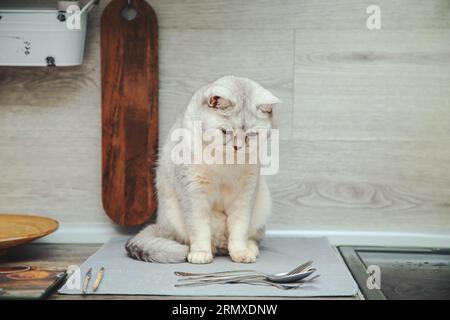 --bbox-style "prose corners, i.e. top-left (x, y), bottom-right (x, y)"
top-left (189, 76), bottom-right (281, 151)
